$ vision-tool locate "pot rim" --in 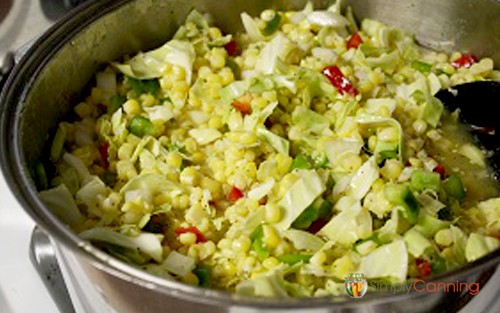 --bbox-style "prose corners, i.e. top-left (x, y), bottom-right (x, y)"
top-left (1, 0), bottom-right (499, 308)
